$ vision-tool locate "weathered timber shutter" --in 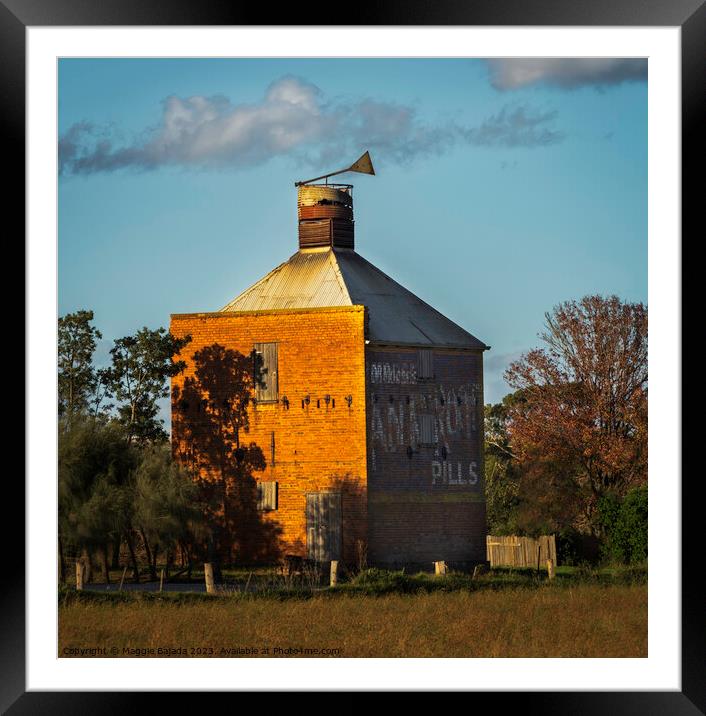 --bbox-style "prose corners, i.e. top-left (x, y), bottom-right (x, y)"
top-left (257, 481), bottom-right (278, 511)
top-left (417, 349), bottom-right (434, 380)
top-left (306, 492), bottom-right (342, 562)
top-left (419, 414), bottom-right (436, 446)
top-left (253, 342), bottom-right (279, 402)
